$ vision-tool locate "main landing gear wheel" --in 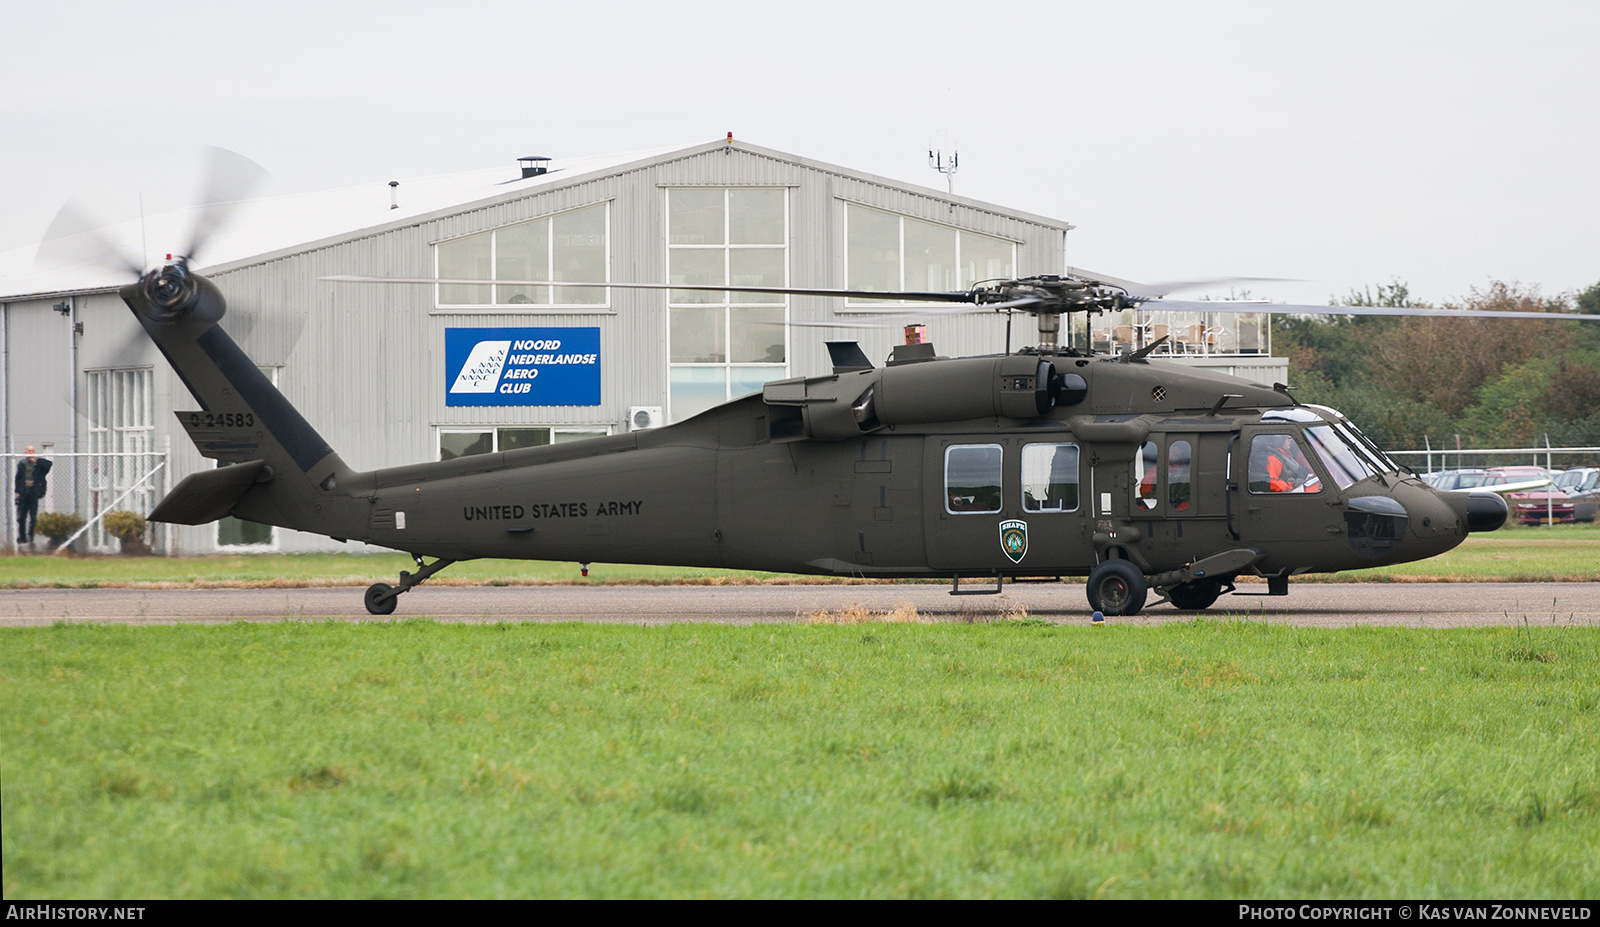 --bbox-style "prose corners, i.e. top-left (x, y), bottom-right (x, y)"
top-left (365, 582), bottom-right (397, 615)
top-left (1086, 559), bottom-right (1148, 616)
top-left (1167, 579), bottom-right (1222, 611)
top-left (361, 555), bottom-right (459, 615)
